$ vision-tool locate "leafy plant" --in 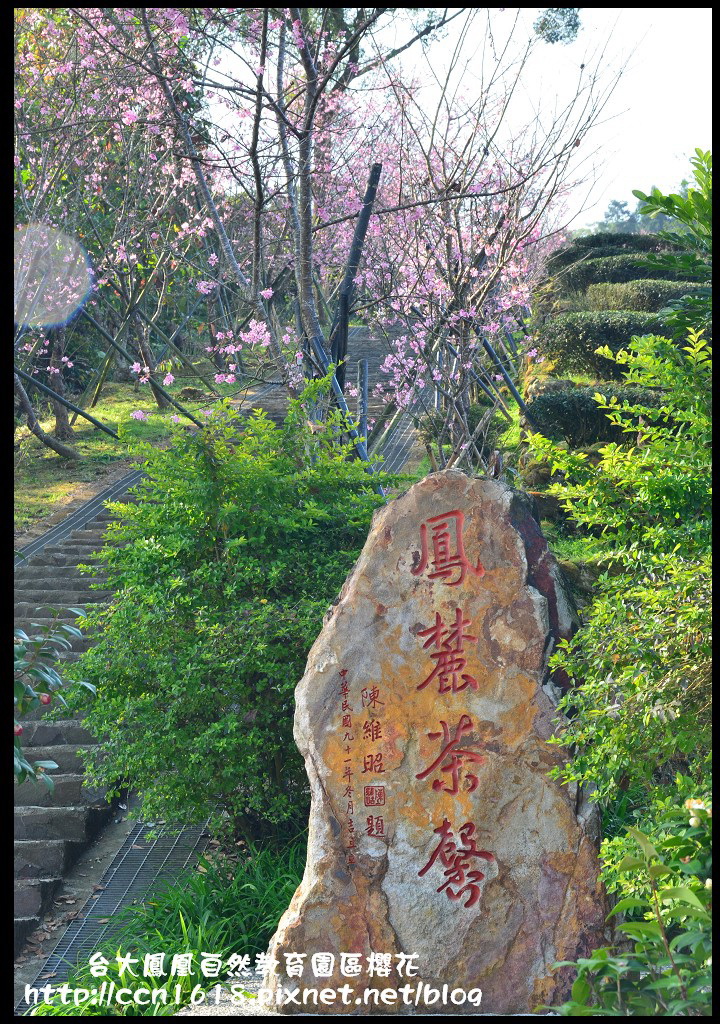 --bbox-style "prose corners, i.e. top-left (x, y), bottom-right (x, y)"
top-left (544, 812), bottom-right (711, 1016)
top-left (537, 311), bottom-right (670, 376)
top-left (526, 383), bottom-right (663, 447)
top-left (528, 330), bottom-right (711, 803)
top-left (633, 150), bottom-right (712, 339)
top-left (545, 231), bottom-right (676, 274)
top-left (14, 614), bottom-right (96, 792)
top-left (561, 253), bottom-right (697, 292)
top-left (584, 279), bottom-right (706, 313)
top-left (68, 382), bottom-right (392, 841)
